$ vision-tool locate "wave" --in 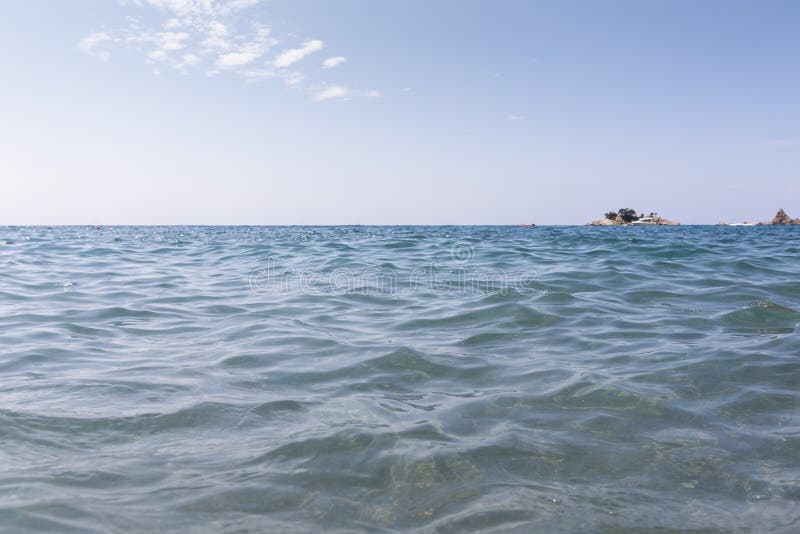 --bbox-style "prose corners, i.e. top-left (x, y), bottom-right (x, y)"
top-left (1, 226), bottom-right (799, 531)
